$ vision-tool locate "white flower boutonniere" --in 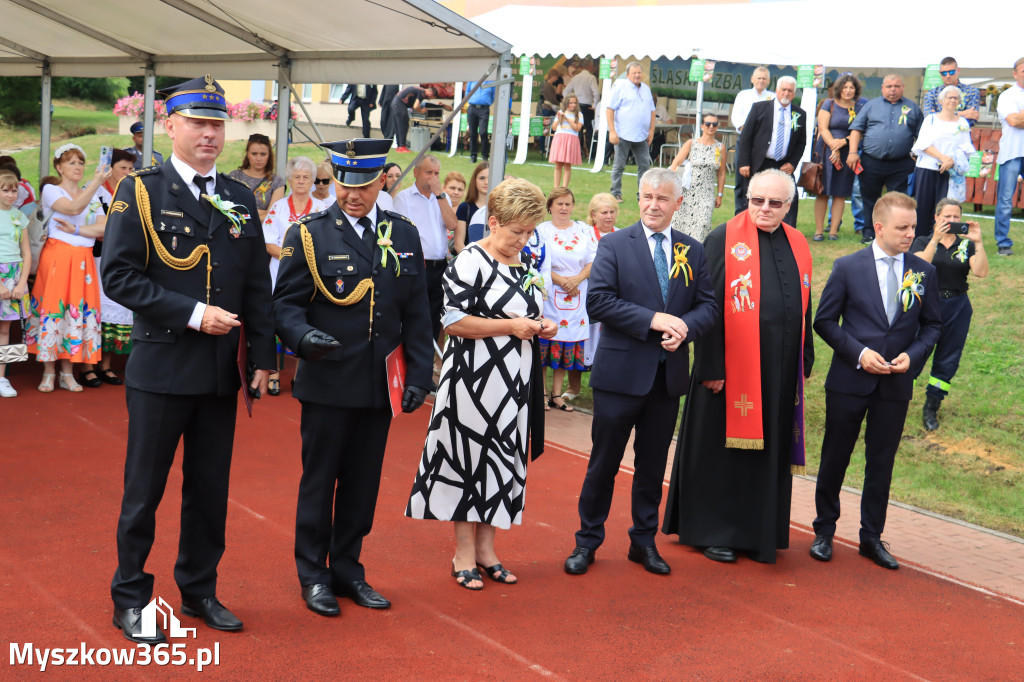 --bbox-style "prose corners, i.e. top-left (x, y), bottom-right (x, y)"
top-left (376, 218), bottom-right (400, 275)
top-left (202, 194), bottom-right (250, 237)
top-left (790, 111), bottom-right (801, 131)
